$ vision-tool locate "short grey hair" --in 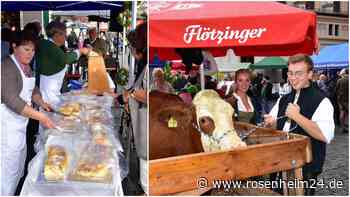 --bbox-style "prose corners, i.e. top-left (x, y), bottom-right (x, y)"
top-left (45, 21), bottom-right (66, 38)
